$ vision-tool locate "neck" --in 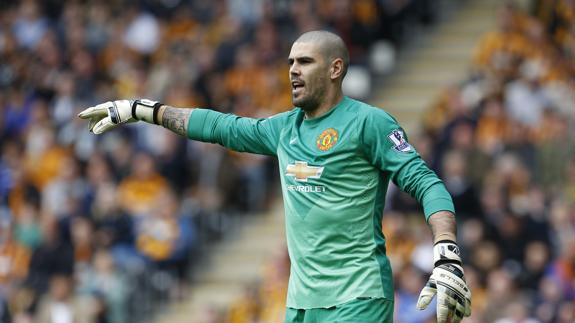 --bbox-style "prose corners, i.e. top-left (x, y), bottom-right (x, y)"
top-left (304, 89), bottom-right (344, 119)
